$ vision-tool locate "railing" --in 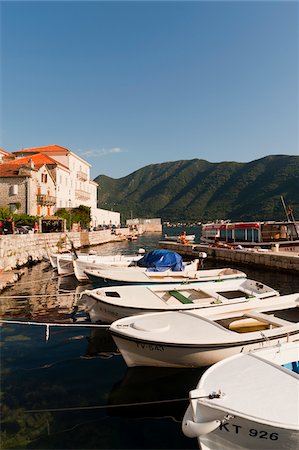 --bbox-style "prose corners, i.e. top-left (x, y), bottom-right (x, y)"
top-left (37, 194), bottom-right (56, 205)
top-left (75, 189), bottom-right (90, 200)
top-left (76, 170), bottom-right (88, 181)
